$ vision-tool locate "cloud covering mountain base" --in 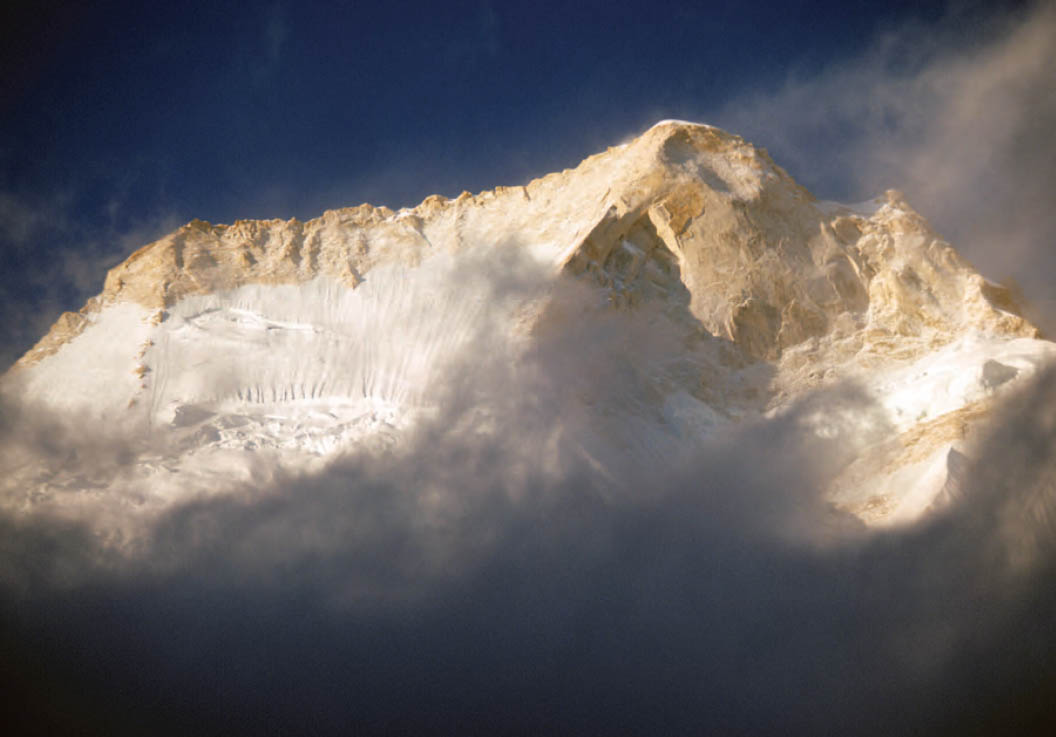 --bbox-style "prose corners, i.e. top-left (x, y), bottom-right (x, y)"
top-left (2, 270), bottom-right (1056, 736)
